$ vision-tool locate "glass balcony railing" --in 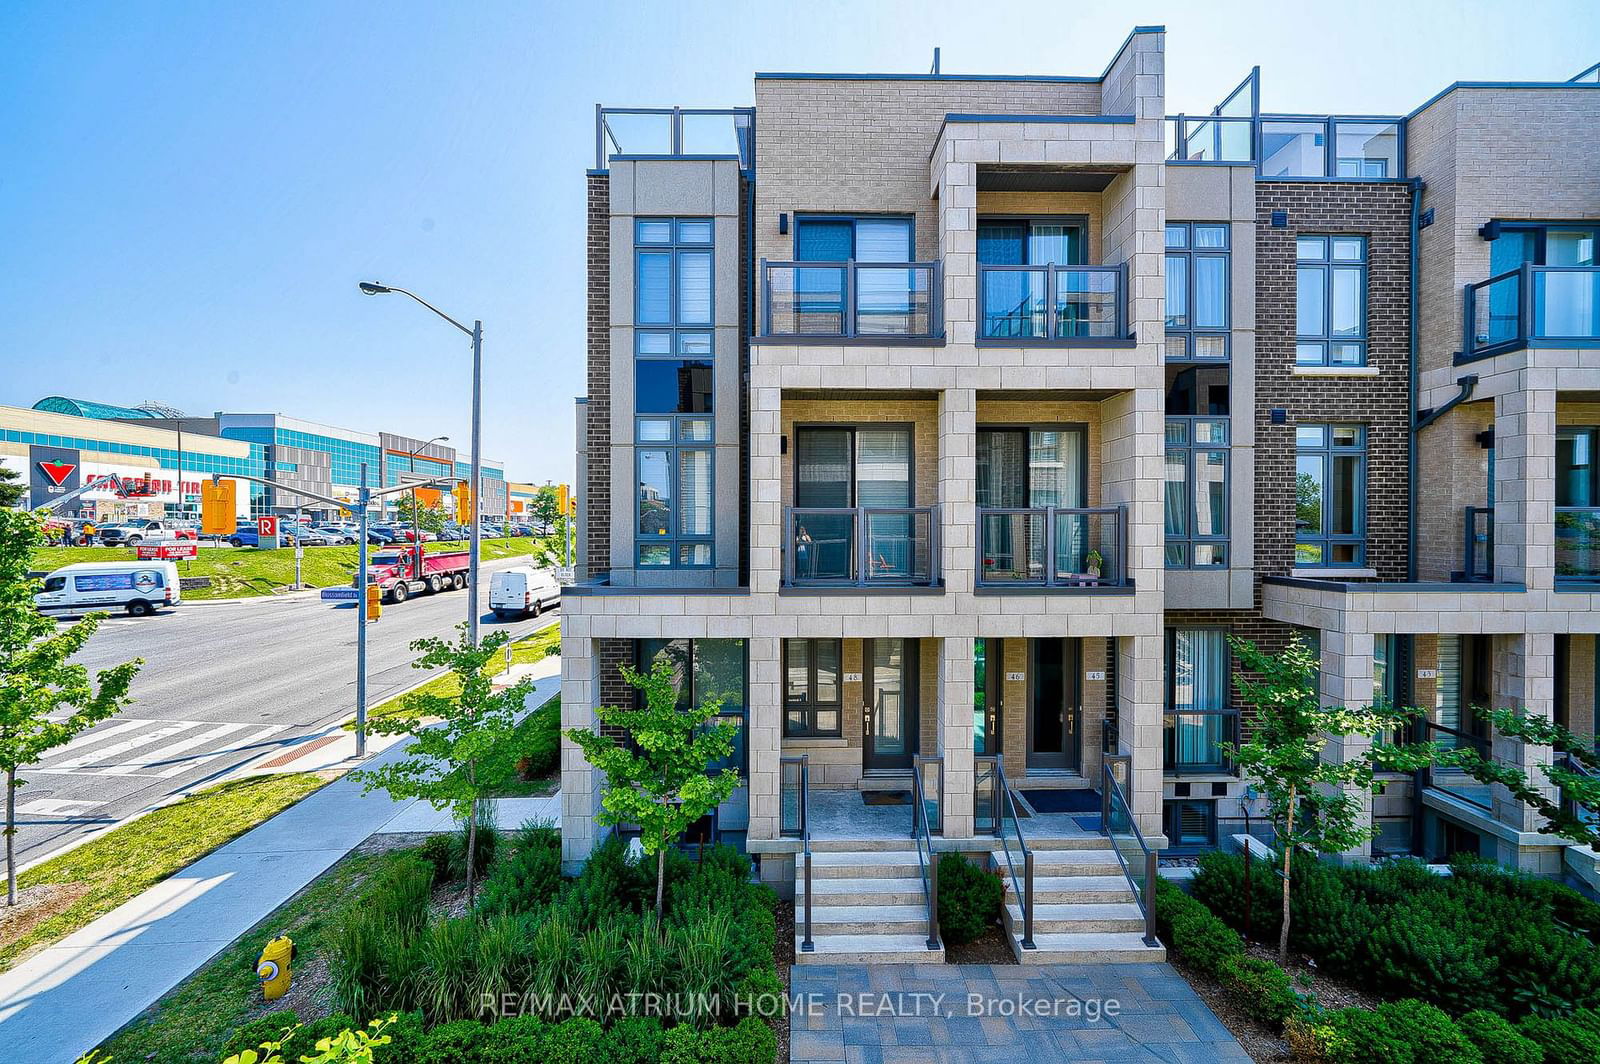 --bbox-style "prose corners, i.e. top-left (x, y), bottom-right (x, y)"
top-left (1557, 507), bottom-right (1600, 583)
top-left (1165, 116), bottom-right (1256, 163)
top-left (975, 505), bottom-right (1127, 588)
top-left (760, 260), bottom-right (942, 340)
top-left (1164, 711), bottom-right (1238, 774)
top-left (1423, 721), bottom-right (1493, 810)
top-left (594, 106), bottom-right (754, 170)
top-left (785, 506), bottom-right (939, 587)
top-left (978, 264), bottom-right (1127, 342)
top-left (1465, 265), bottom-right (1600, 358)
